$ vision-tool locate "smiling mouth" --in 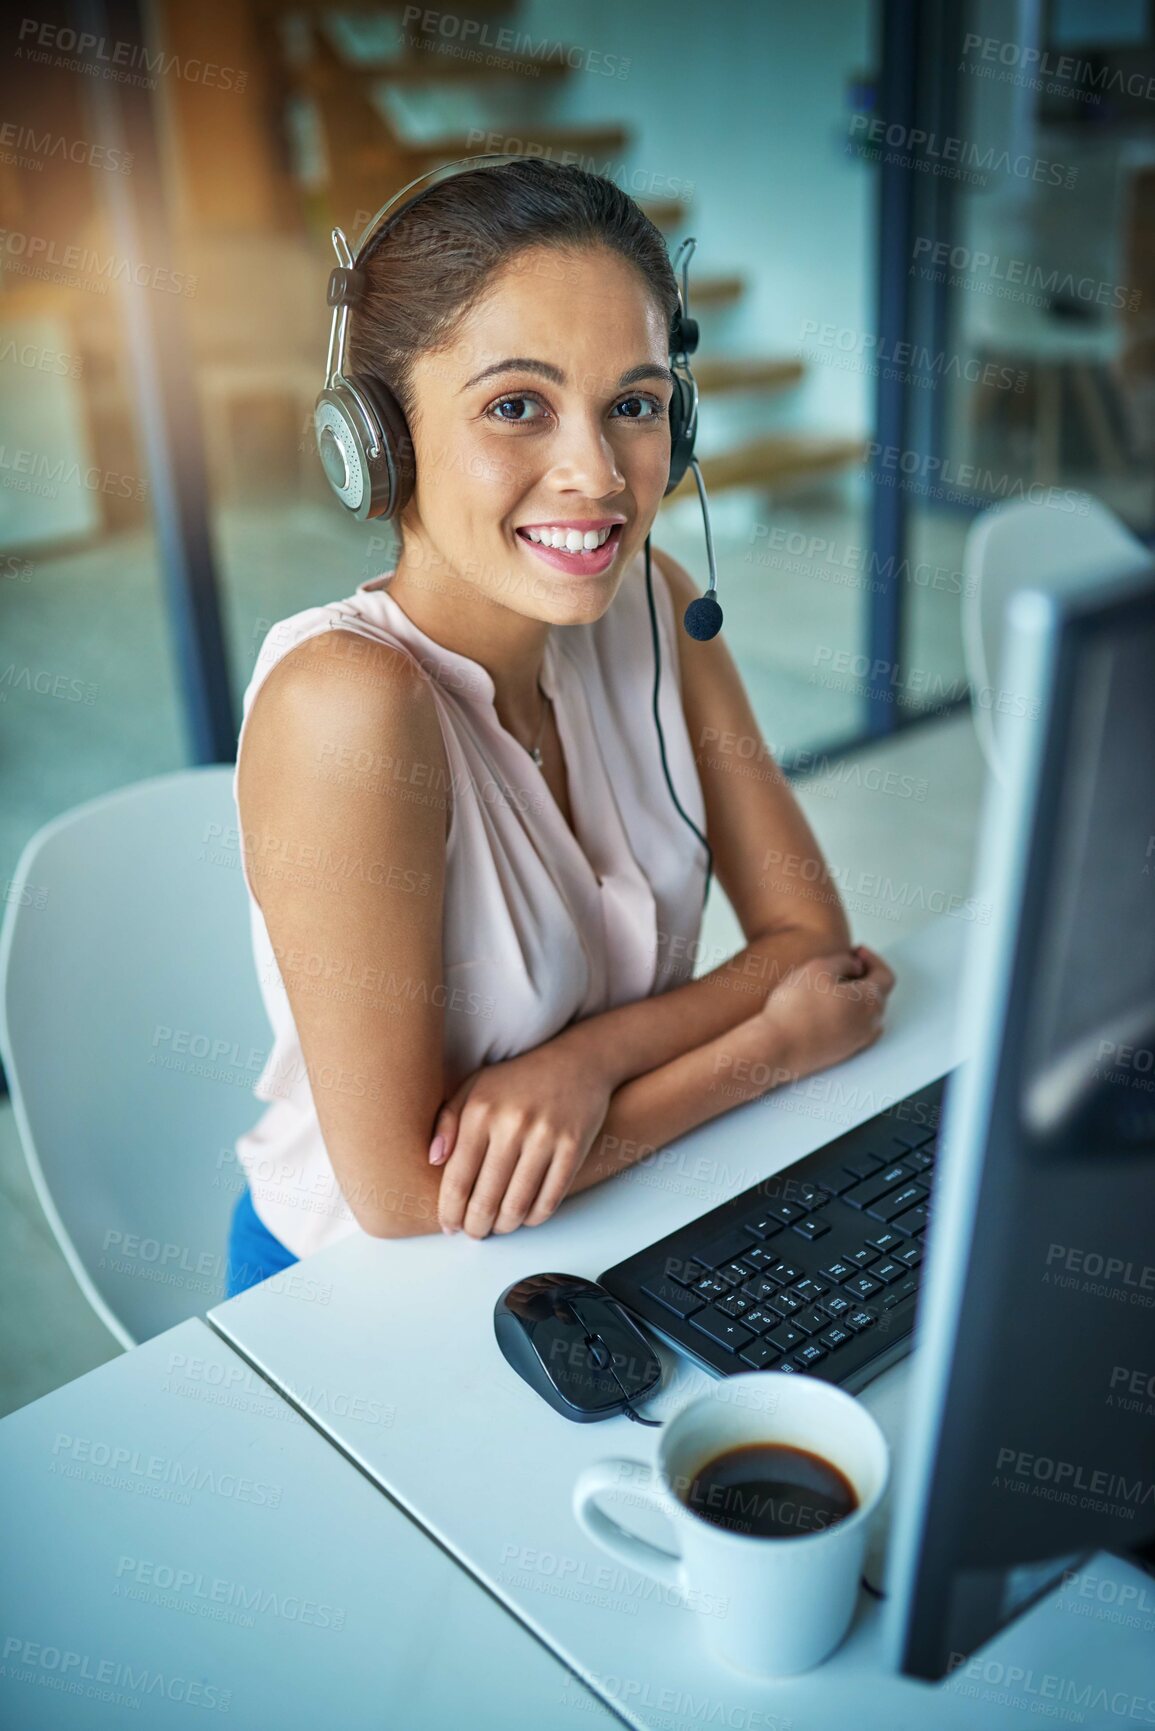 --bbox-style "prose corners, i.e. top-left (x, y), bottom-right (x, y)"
top-left (514, 523), bottom-right (624, 572)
